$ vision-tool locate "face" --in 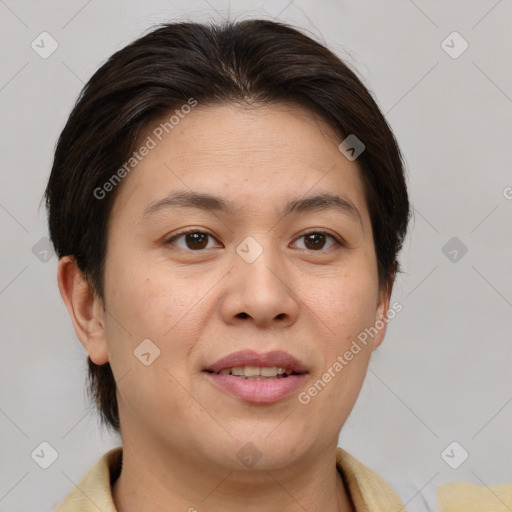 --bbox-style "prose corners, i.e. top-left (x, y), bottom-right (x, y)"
top-left (71, 103), bottom-right (390, 471)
